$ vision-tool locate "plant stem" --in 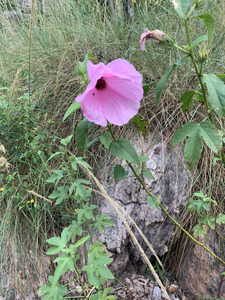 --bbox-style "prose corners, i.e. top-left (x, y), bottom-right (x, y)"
top-left (65, 149), bottom-right (94, 245)
top-left (74, 260), bottom-right (88, 300)
top-left (107, 124), bottom-right (225, 266)
top-left (184, 18), bottom-right (214, 124)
